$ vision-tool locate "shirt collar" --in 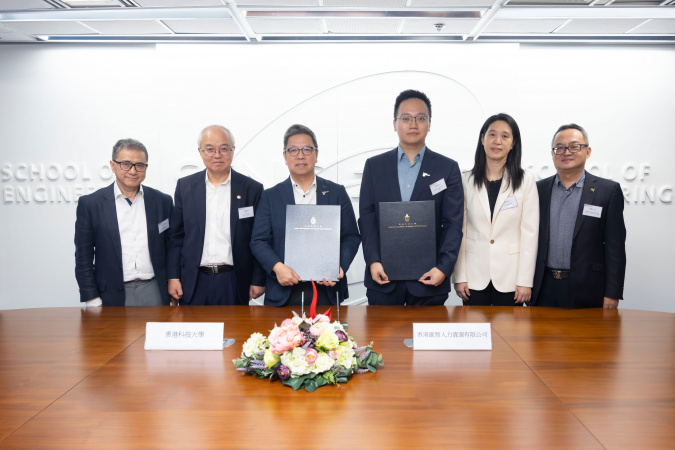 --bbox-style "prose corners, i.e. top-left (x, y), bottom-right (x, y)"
top-left (205, 170), bottom-right (231, 188)
top-left (397, 145), bottom-right (426, 163)
top-left (291, 175), bottom-right (317, 193)
top-left (554, 171), bottom-right (586, 189)
top-left (114, 181), bottom-right (143, 200)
